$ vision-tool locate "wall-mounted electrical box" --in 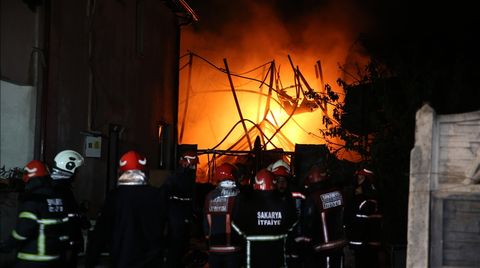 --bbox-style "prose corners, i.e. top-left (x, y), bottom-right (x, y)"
top-left (84, 136), bottom-right (102, 158)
